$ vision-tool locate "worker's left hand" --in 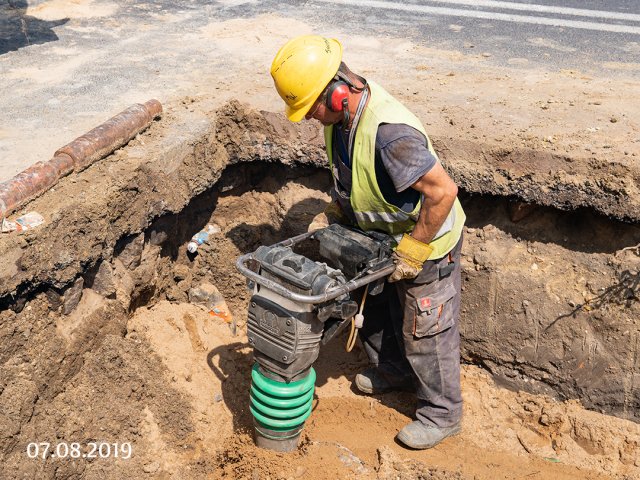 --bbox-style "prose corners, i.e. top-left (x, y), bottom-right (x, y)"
top-left (388, 234), bottom-right (434, 283)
